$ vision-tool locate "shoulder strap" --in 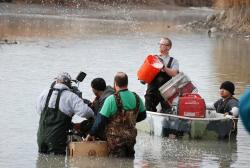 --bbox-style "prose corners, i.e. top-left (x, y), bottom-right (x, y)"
top-left (133, 92), bottom-right (140, 114)
top-left (155, 55), bottom-right (173, 68)
top-left (44, 88), bottom-right (54, 109)
top-left (114, 92), bottom-right (123, 113)
top-left (167, 57), bottom-right (173, 68)
top-left (54, 88), bottom-right (67, 111)
top-left (114, 92), bottom-right (140, 114)
top-left (155, 55), bottom-right (164, 64)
